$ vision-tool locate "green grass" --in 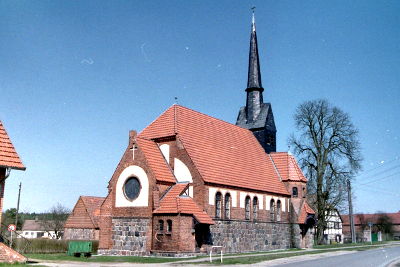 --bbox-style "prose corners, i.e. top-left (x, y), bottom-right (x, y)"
top-left (26, 253), bottom-right (198, 263)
